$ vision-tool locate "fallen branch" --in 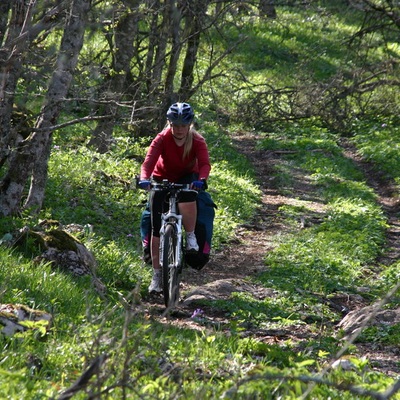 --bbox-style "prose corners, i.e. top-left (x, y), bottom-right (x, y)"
top-left (58, 354), bottom-right (108, 400)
